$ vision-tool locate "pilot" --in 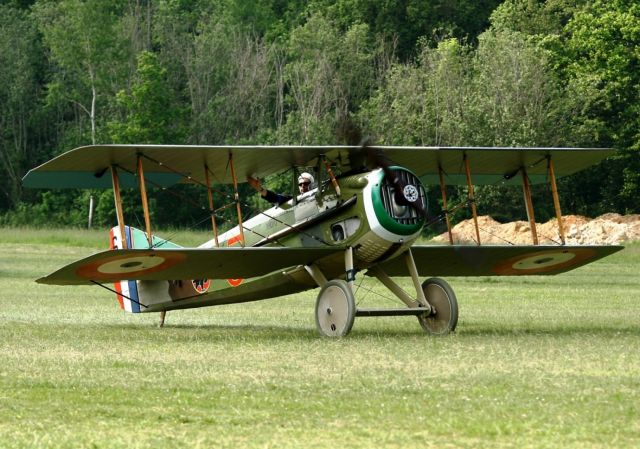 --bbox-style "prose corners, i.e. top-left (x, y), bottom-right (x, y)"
top-left (296, 172), bottom-right (314, 194)
top-left (247, 172), bottom-right (314, 205)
